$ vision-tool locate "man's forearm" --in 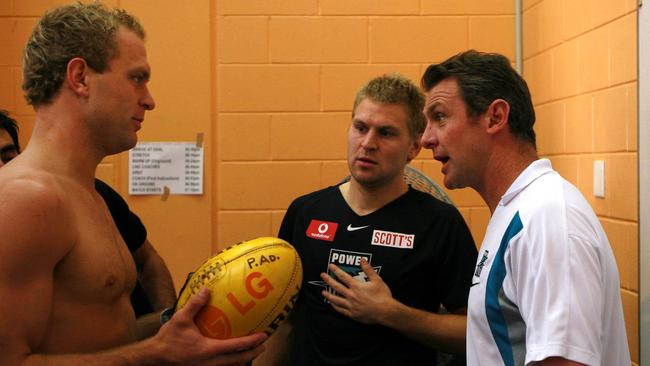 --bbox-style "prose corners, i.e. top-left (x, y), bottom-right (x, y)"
top-left (252, 320), bottom-right (293, 366)
top-left (135, 240), bottom-right (176, 310)
top-left (135, 311), bottom-right (164, 340)
top-left (380, 301), bottom-right (467, 354)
